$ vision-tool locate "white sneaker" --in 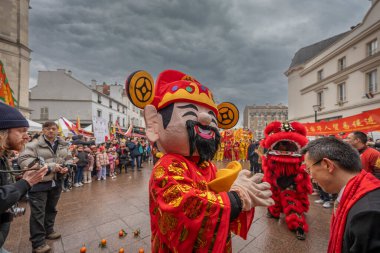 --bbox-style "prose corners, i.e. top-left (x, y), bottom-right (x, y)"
top-left (97, 178), bottom-right (101, 181)
top-left (73, 183), bottom-right (80, 187)
top-left (79, 182), bottom-right (84, 186)
top-left (314, 199), bottom-right (324, 204)
top-left (88, 180), bottom-right (92, 183)
top-left (323, 202), bottom-right (332, 208)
